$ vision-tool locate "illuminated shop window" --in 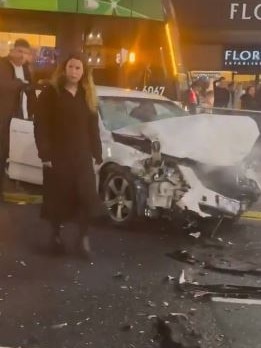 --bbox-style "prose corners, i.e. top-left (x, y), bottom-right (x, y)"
top-left (0, 32), bottom-right (55, 57)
